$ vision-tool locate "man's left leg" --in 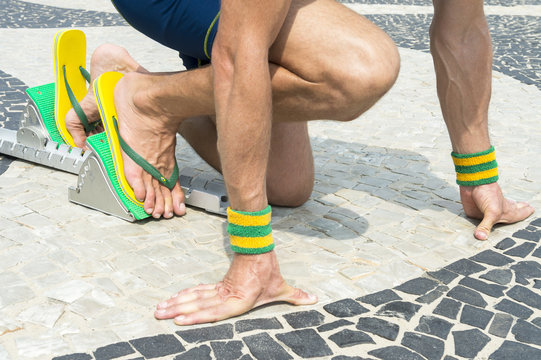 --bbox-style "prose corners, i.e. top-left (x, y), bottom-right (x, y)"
top-left (179, 117), bottom-right (314, 207)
